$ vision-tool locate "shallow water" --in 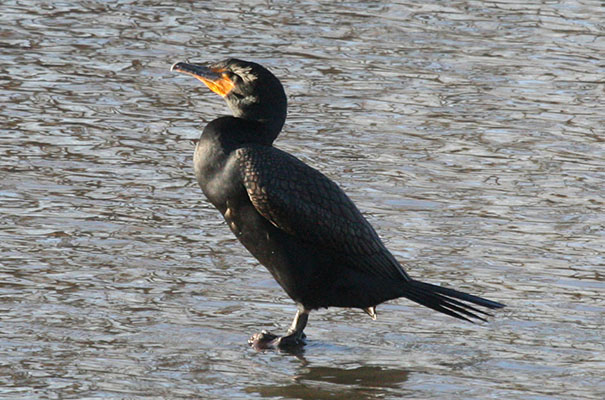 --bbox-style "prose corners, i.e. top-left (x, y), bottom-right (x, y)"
top-left (1, 0), bottom-right (604, 399)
